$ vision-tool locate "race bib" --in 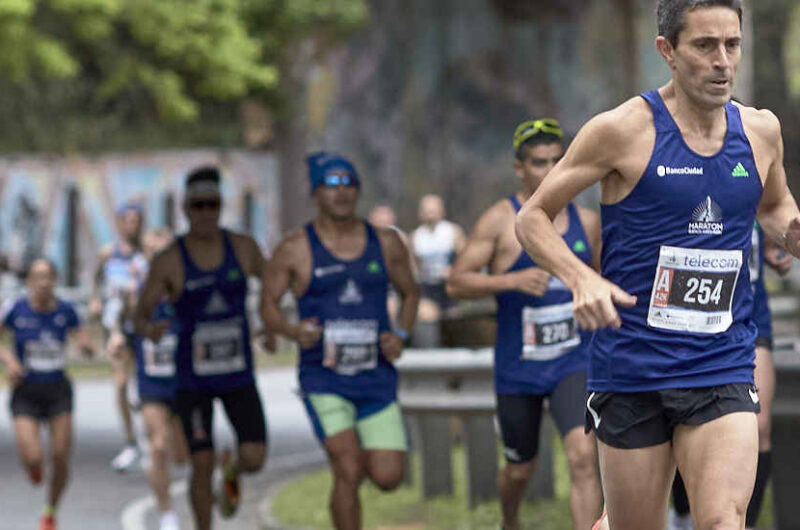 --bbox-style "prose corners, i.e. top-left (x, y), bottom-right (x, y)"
top-left (648, 246), bottom-right (741, 333)
top-left (191, 318), bottom-right (246, 376)
top-left (323, 319), bottom-right (379, 375)
top-left (24, 338), bottom-right (65, 372)
top-left (522, 302), bottom-right (581, 361)
top-left (143, 333), bottom-right (177, 378)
